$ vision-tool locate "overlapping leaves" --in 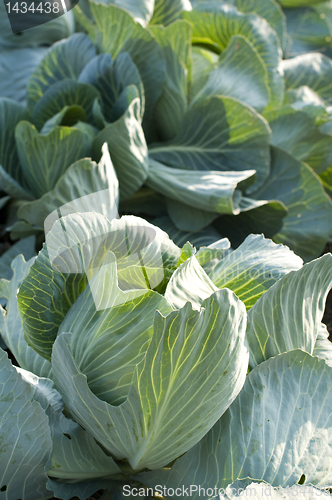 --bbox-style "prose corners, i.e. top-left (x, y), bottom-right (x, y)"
top-left (1, 204), bottom-right (332, 498)
top-left (1, 0), bottom-right (332, 261)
